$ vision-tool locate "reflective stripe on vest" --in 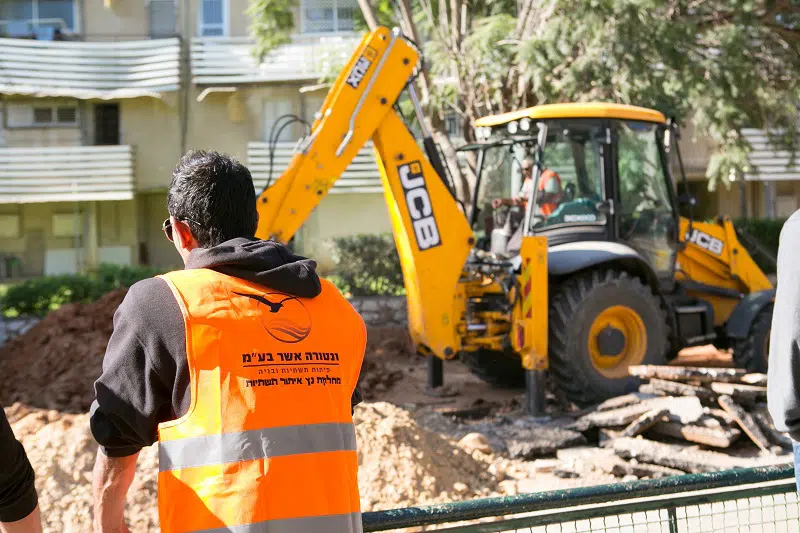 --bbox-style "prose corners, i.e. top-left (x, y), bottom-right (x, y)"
top-left (155, 269), bottom-right (364, 533)
top-left (159, 422), bottom-right (357, 471)
top-left (192, 512), bottom-right (363, 533)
